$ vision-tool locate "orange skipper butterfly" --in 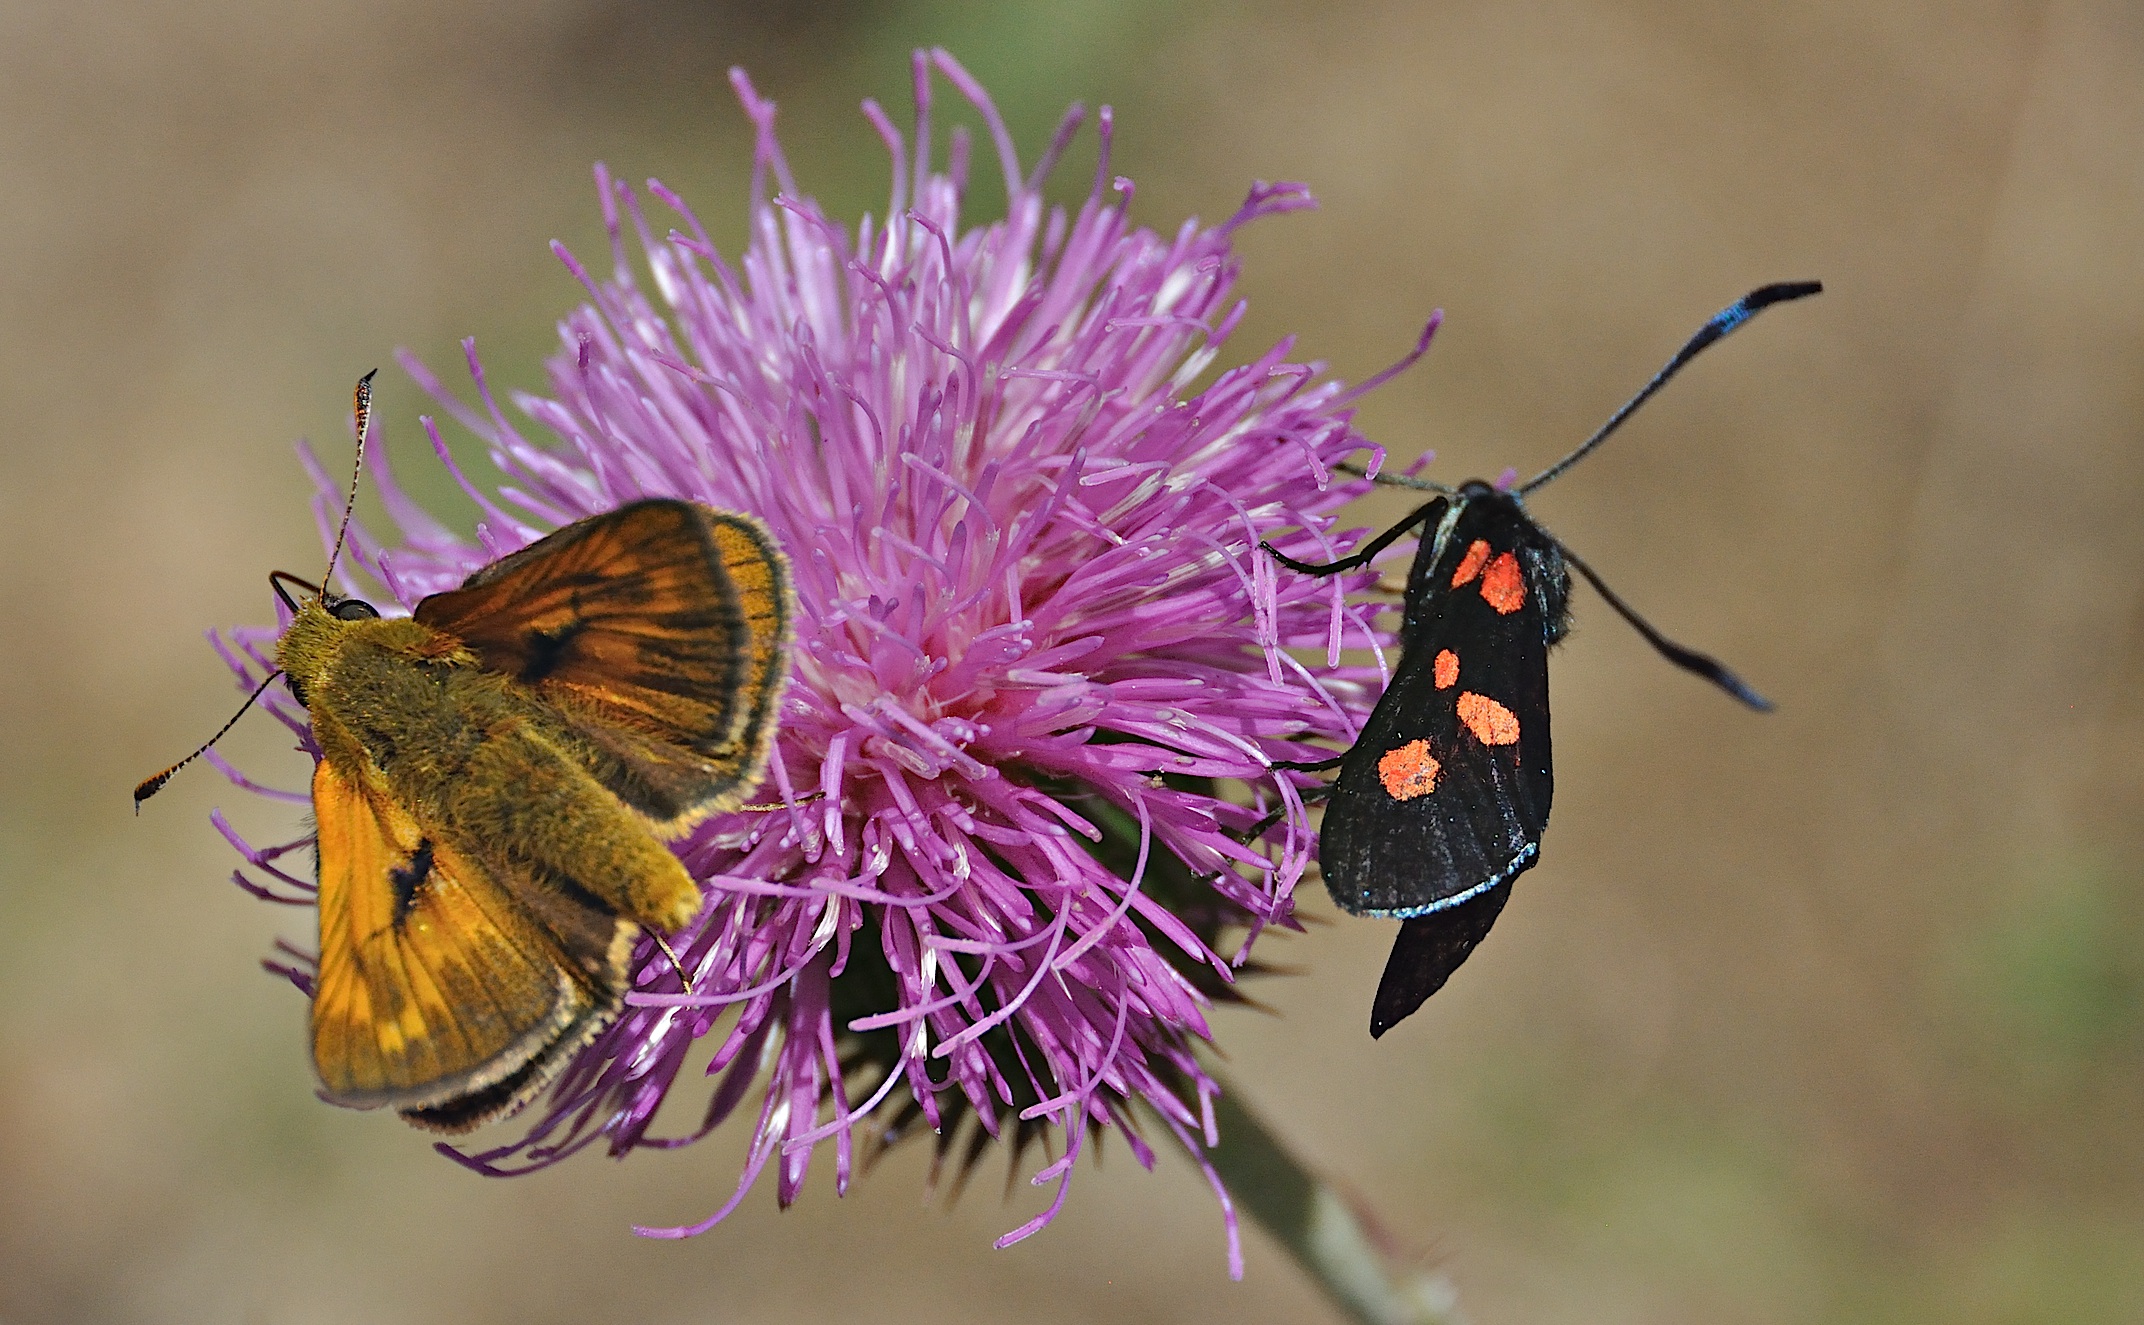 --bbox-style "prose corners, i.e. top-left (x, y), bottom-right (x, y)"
top-left (140, 372), bottom-right (794, 1132)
